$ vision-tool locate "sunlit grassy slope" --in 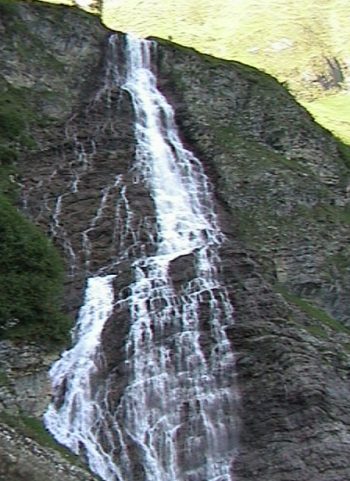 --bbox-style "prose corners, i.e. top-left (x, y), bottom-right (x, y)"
top-left (39, 0), bottom-right (350, 142)
top-left (102, 0), bottom-right (350, 92)
top-left (102, 0), bottom-right (350, 142)
top-left (305, 93), bottom-right (350, 144)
